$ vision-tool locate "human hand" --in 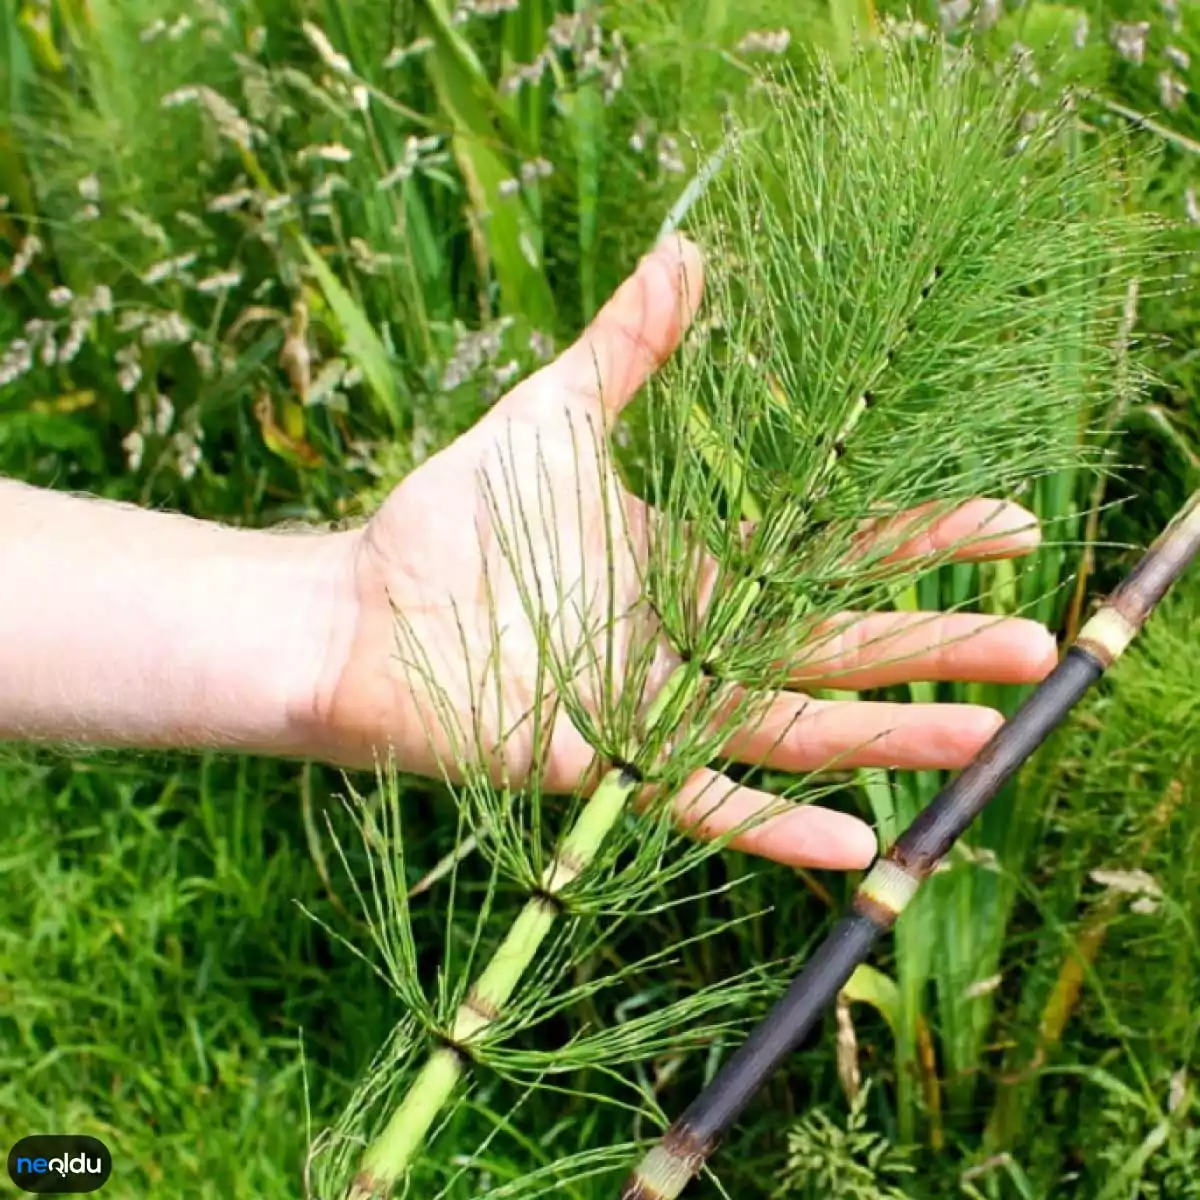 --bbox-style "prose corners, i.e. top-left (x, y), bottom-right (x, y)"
top-left (311, 237), bottom-right (1057, 871)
